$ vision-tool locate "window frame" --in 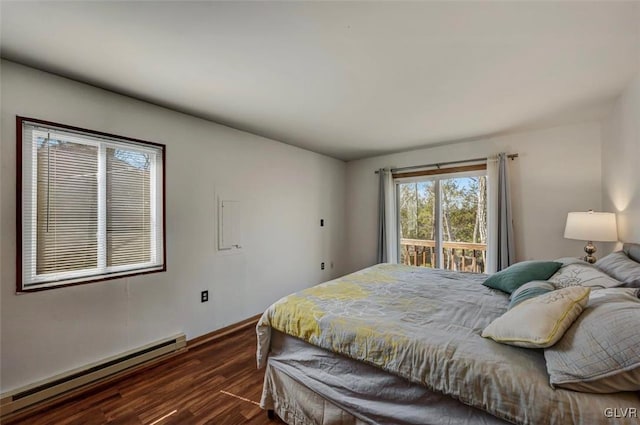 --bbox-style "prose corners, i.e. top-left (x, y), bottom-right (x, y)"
top-left (395, 166), bottom-right (488, 272)
top-left (16, 116), bottom-right (167, 293)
